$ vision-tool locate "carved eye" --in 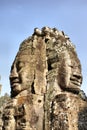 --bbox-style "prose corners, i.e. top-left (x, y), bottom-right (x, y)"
top-left (68, 64), bottom-right (73, 68)
top-left (16, 61), bottom-right (25, 72)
